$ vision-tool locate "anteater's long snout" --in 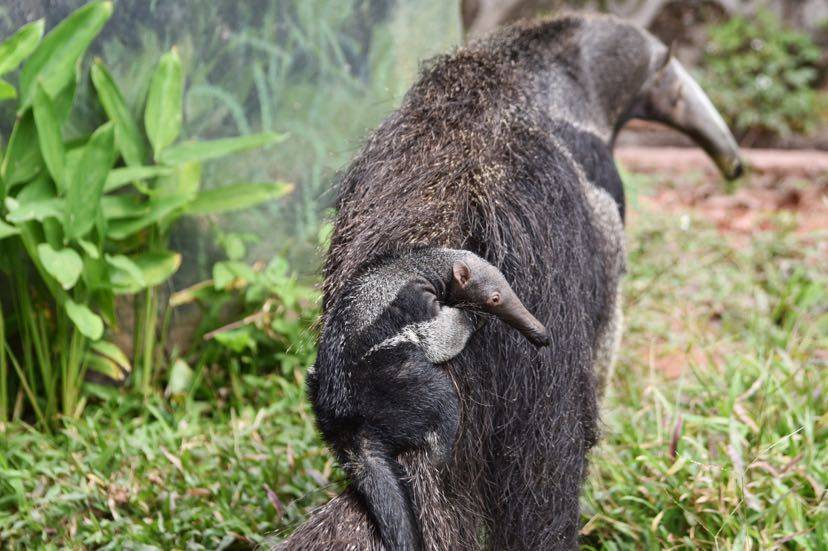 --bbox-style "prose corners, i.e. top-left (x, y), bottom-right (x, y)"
top-left (631, 58), bottom-right (744, 180)
top-left (499, 295), bottom-right (551, 348)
